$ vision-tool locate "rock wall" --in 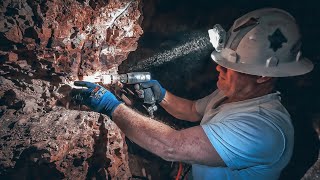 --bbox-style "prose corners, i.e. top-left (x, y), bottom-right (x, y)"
top-left (0, 0), bottom-right (143, 78)
top-left (0, 0), bottom-right (143, 178)
top-left (0, 71), bottom-right (131, 179)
